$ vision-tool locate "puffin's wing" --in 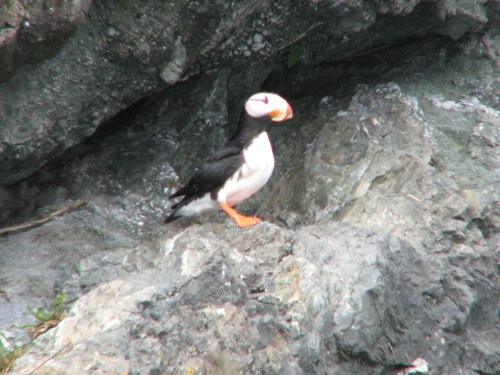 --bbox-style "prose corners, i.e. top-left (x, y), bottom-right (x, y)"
top-left (169, 147), bottom-right (243, 199)
top-left (205, 146), bottom-right (242, 163)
